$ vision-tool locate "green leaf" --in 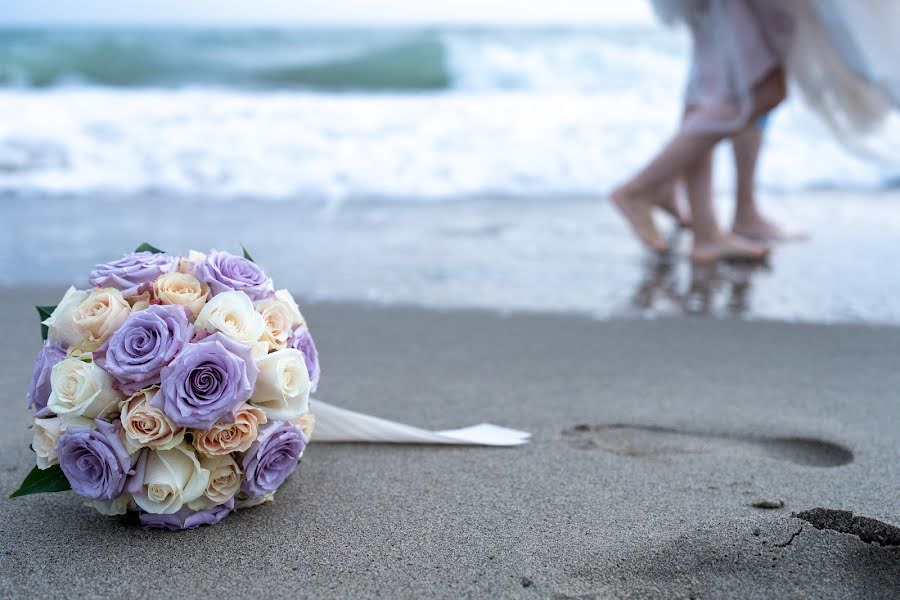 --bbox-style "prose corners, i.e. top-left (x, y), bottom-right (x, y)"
top-left (134, 242), bottom-right (164, 254)
top-left (36, 305), bottom-right (56, 341)
top-left (9, 464), bottom-right (71, 498)
top-left (241, 245), bottom-right (255, 263)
